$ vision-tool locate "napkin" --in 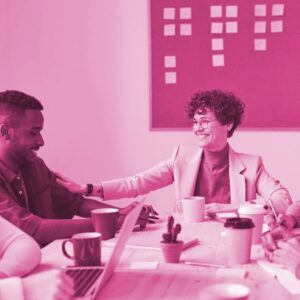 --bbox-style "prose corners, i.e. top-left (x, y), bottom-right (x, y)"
top-left (257, 260), bottom-right (300, 295)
